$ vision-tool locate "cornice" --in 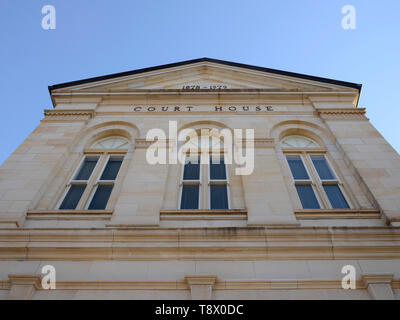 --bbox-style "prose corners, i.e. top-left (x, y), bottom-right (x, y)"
top-left (43, 109), bottom-right (94, 121)
top-left (317, 108), bottom-right (368, 121)
top-left (0, 227), bottom-right (399, 261)
top-left (2, 278), bottom-right (398, 291)
top-left (52, 89), bottom-right (357, 95)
